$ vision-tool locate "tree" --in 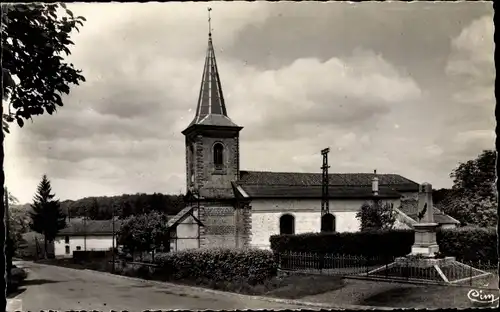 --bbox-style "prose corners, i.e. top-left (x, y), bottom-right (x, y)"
top-left (117, 211), bottom-right (169, 261)
top-left (8, 200), bottom-right (30, 251)
top-left (29, 174), bottom-right (66, 258)
top-left (438, 150), bottom-right (497, 227)
top-left (1, 3), bottom-right (86, 132)
top-left (120, 201), bottom-right (134, 219)
top-left (356, 200), bottom-right (396, 231)
top-left (1, 3), bottom-right (85, 296)
top-left (451, 150), bottom-right (496, 196)
top-left (88, 198), bottom-right (100, 220)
